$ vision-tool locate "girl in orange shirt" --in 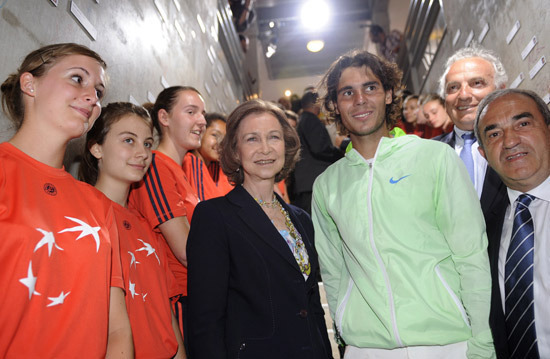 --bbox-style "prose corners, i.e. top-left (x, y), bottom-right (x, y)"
top-left (183, 112), bottom-right (233, 199)
top-left (128, 86), bottom-right (206, 355)
top-left (80, 102), bottom-right (185, 358)
top-left (0, 43), bottom-right (132, 357)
